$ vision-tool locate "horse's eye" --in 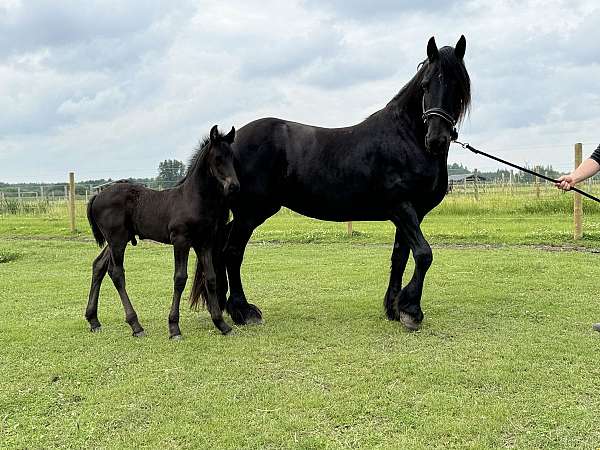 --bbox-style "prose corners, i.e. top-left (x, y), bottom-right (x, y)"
top-left (421, 82), bottom-right (429, 91)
